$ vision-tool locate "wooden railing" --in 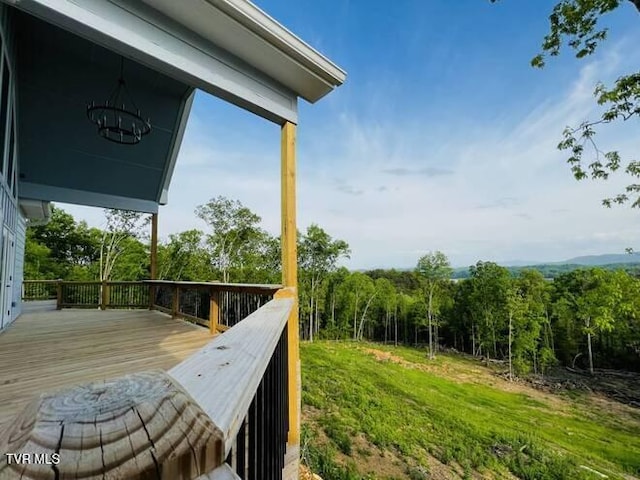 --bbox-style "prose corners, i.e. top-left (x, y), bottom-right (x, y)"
top-left (3, 292), bottom-right (296, 480)
top-left (22, 279), bottom-right (59, 301)
top-left (22, 280), bottom-right (280, 333)
top-left (172, 295), bottom-right (293, 479)
top-left (146, 281), bottom-right (279, 333)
